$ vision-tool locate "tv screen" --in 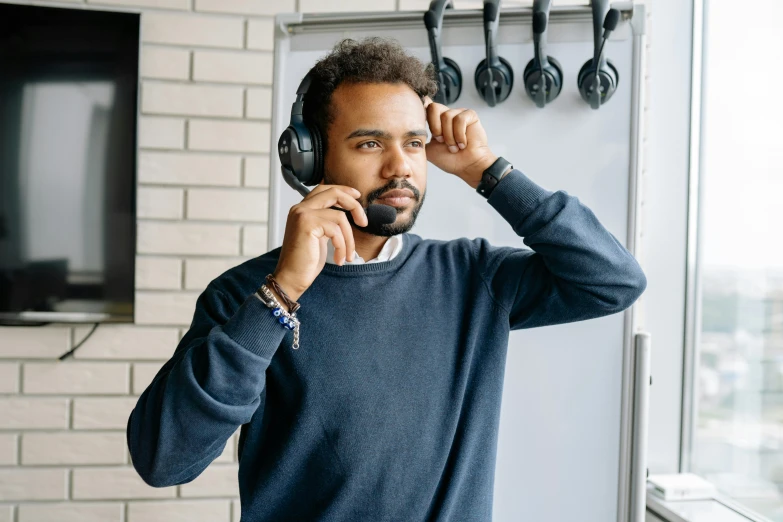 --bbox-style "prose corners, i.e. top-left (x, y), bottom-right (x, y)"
top-left (0, 4), bottom-right (139, 324)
